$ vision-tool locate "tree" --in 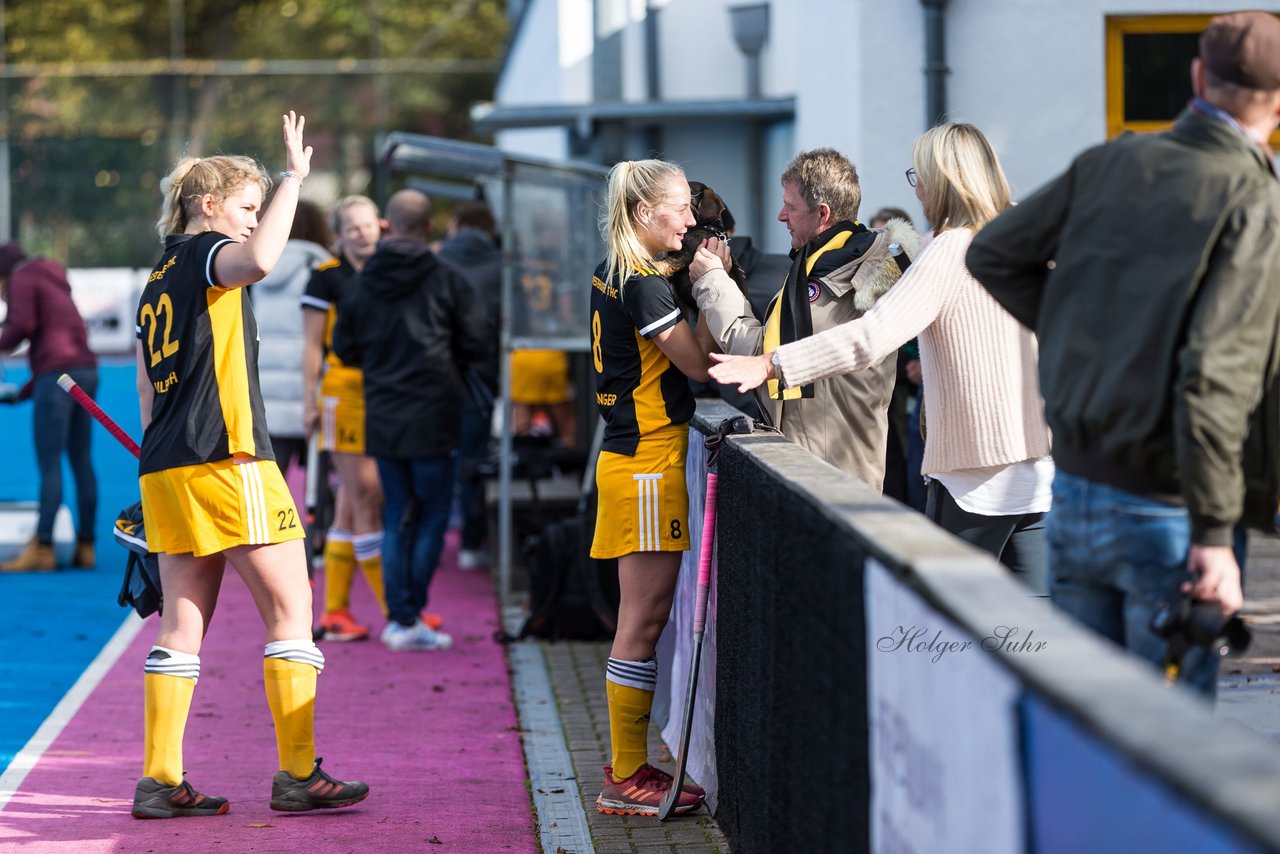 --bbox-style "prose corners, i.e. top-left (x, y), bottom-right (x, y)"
top-left (2, 0), bottom-right (507, 266)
